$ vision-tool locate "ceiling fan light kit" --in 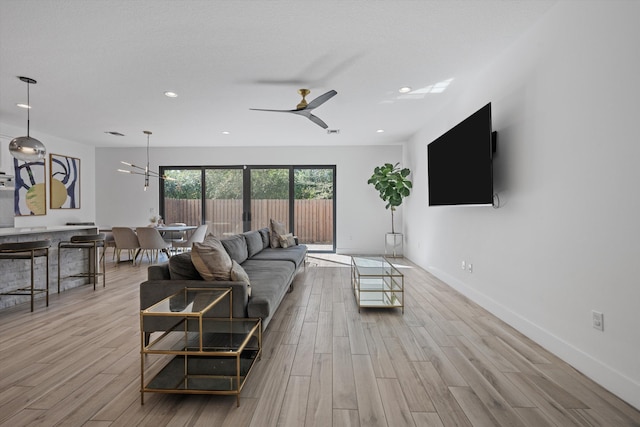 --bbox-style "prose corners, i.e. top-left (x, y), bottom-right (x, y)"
top-left (9, 76), bottom-right (47, 162)
top-left (250, 88), bottom-right (337, 129)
